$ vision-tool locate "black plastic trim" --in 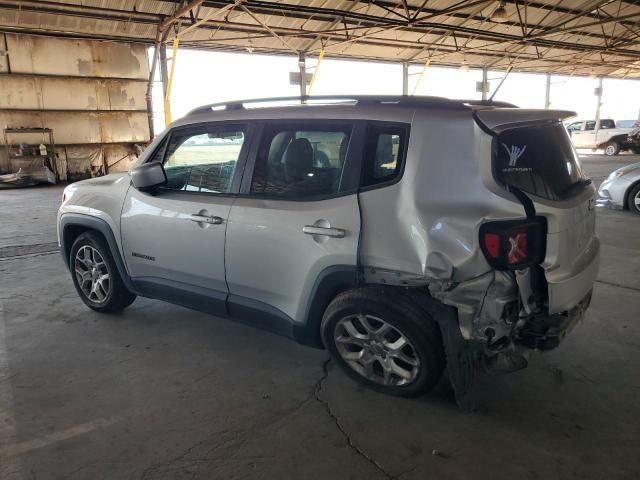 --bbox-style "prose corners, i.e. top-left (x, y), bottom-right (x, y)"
top-left (294, 265), bottom-right (358, 348)
top-left (59, 213), bottom-right (136, 292)
top-left (227, 294), bottom-right (295, 339)
top-left (132, 277), bottom-right (227, 317)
